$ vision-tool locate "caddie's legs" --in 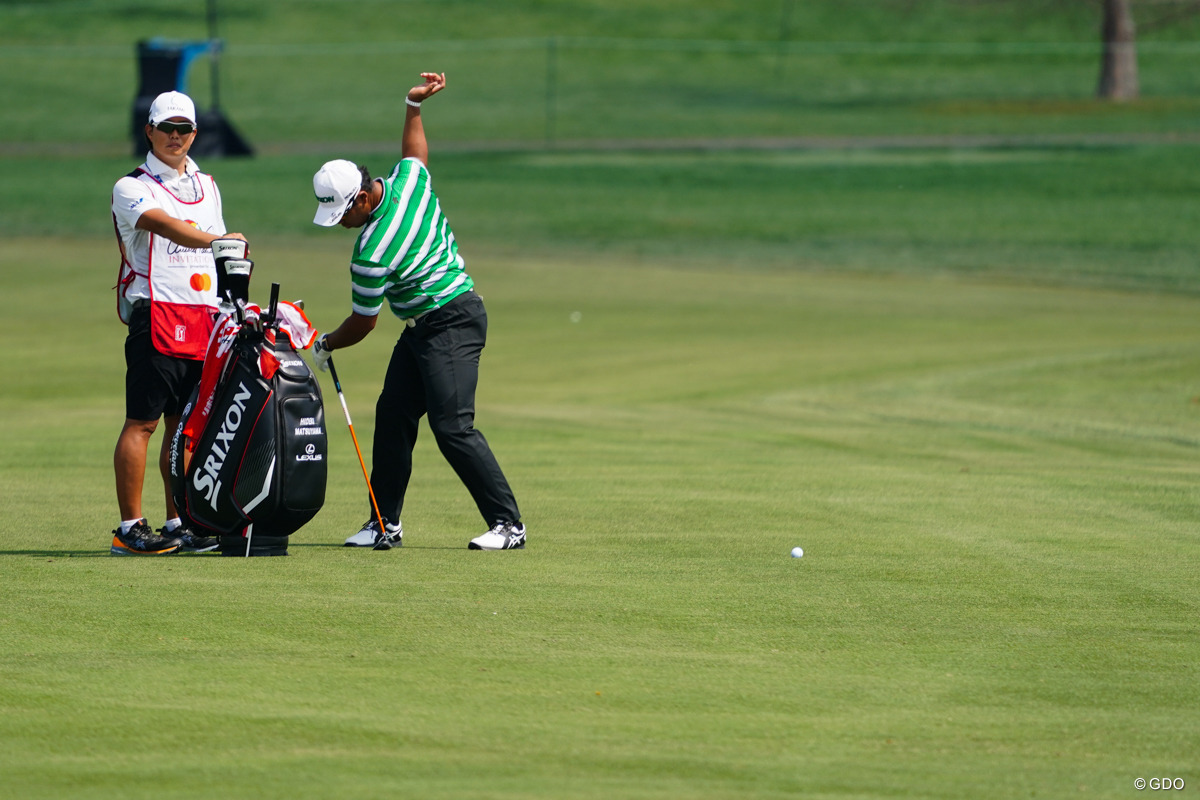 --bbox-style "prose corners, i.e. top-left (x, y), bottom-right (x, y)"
top-left (119, 307), bottom-right (201, 525)
top-left (370, 336), bottom-right (425, 523)
top-left (420, 295), bottom-right (521, 526)
top-left (115, 418), bottom-right (159, 521)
